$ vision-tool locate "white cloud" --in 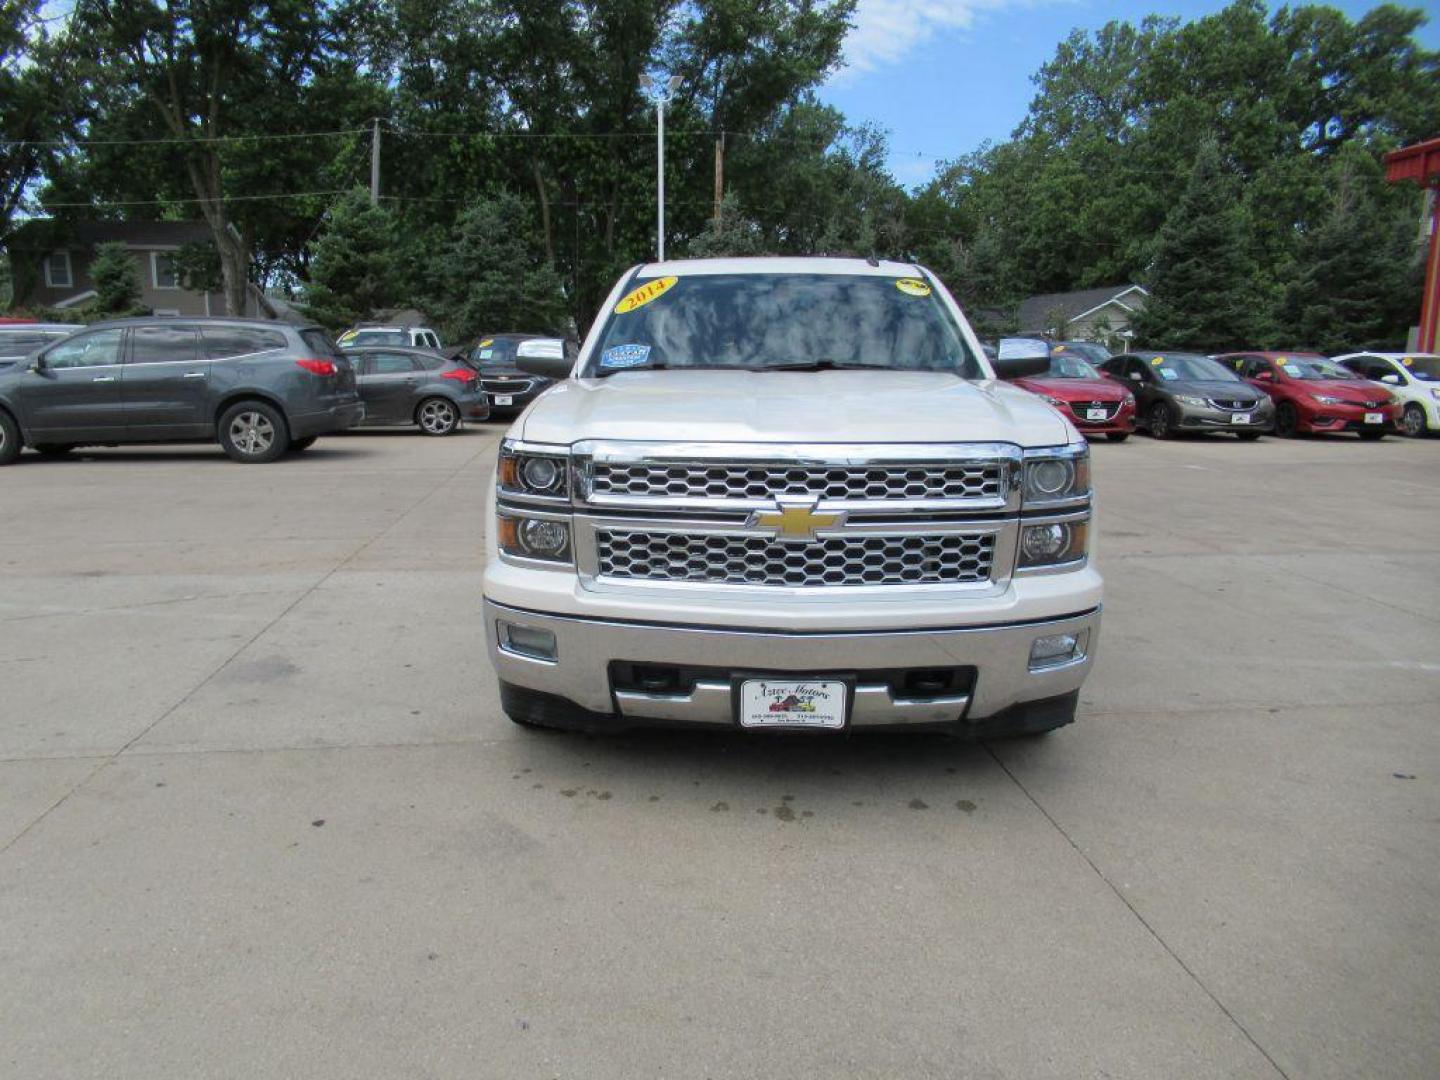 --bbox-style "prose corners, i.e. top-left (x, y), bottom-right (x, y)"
top-left (840, 0), bottom-right (1041, 74)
